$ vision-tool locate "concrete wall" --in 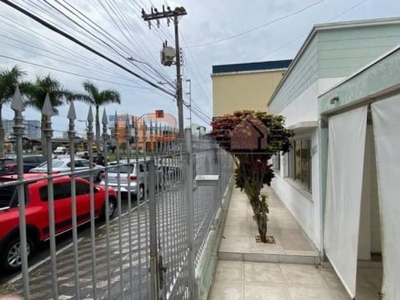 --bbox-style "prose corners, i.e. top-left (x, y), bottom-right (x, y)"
top-left (212, 70), bottom-right (284, 117)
